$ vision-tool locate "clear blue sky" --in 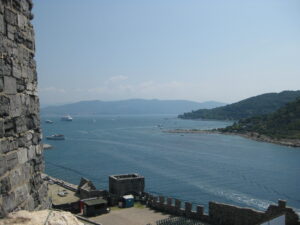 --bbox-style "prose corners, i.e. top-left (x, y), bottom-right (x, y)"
top-left (33, 0), bottom-right (300, 105)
